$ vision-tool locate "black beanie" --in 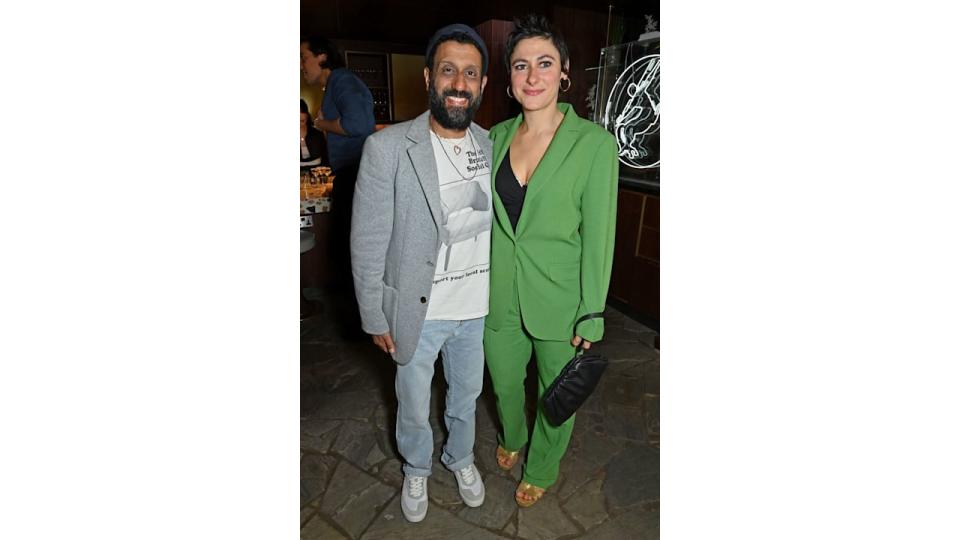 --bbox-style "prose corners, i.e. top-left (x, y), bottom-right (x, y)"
top-left (425, 23), bottom-right (489, 76)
